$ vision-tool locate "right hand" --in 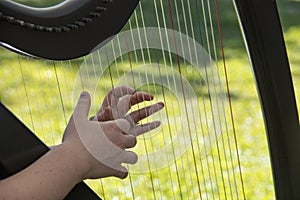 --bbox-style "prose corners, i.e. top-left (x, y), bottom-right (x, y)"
top-left (62, 88), bottom-right (164, 180)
